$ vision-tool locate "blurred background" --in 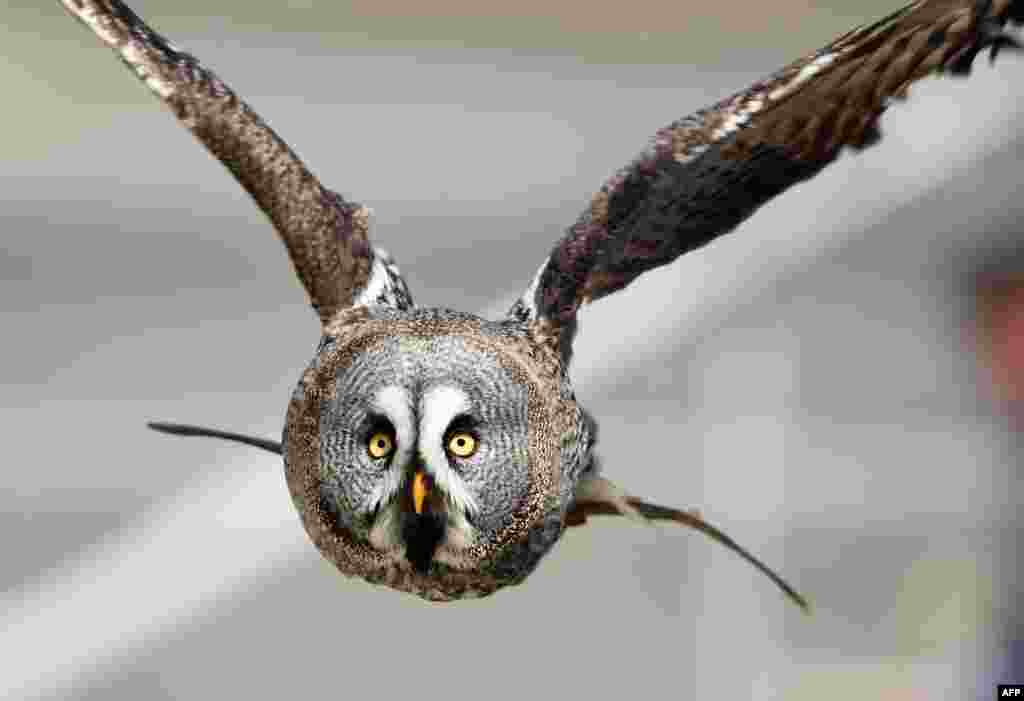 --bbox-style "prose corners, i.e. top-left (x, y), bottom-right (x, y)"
top-left (2, 1), bottom-right (1023, 698)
